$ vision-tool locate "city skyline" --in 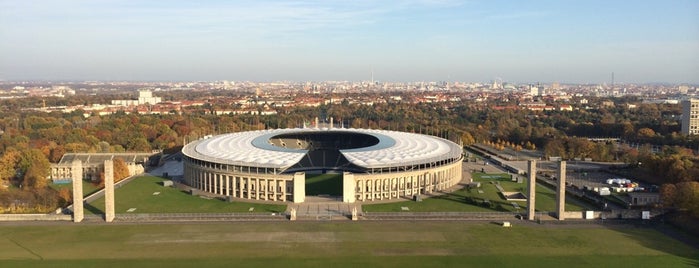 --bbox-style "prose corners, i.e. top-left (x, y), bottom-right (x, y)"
top-left (1, 0), bottom-right (697, 83)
